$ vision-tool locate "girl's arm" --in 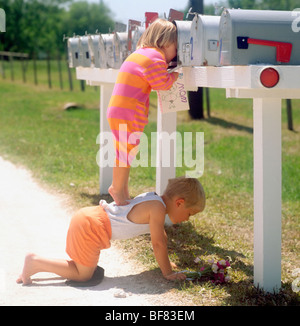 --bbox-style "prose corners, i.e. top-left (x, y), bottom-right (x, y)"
top-left (143, 61), bottom-right (179, 91)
